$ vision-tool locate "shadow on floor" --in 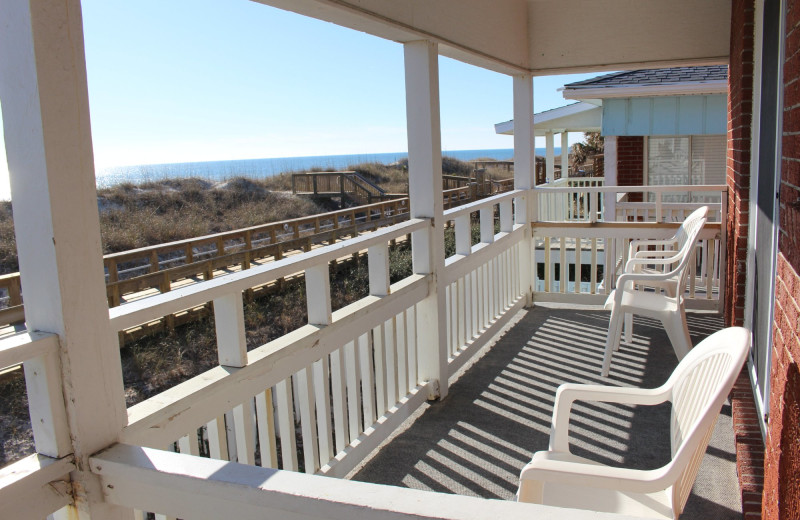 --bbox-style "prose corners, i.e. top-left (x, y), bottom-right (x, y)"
top-left (352, 307), bottom-right (739, 519)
